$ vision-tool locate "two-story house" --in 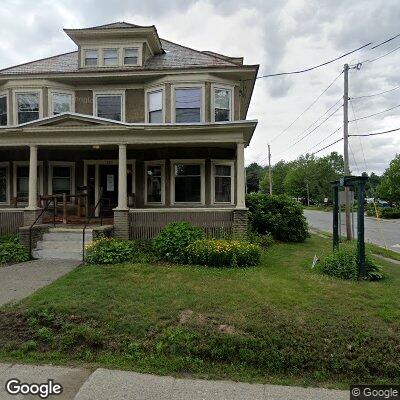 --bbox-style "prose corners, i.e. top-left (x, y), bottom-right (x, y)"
top-left (0, 22), bottom-right (258, 241)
